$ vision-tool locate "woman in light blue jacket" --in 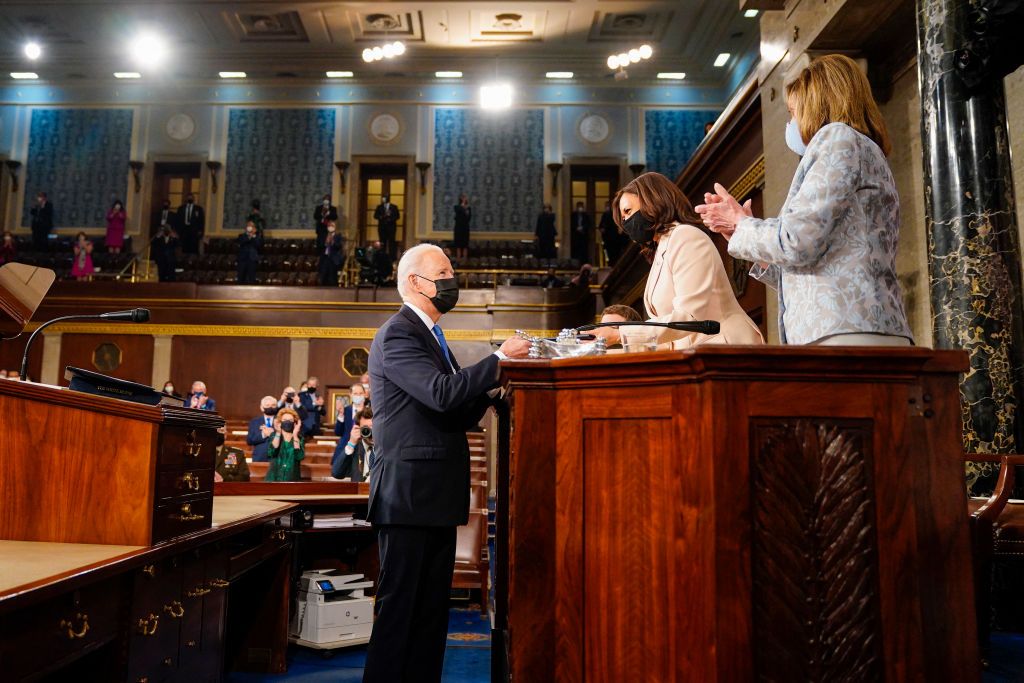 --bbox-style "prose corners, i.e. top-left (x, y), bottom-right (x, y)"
top-left (696, 54), bottom-right (912, 346)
